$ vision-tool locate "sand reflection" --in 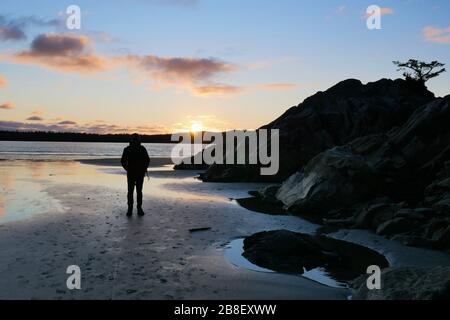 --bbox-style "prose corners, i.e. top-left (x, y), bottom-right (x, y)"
top-left (0, 160), bottom-right (228, 223)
